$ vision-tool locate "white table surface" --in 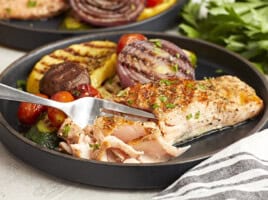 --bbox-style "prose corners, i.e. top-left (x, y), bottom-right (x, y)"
top-left (0, 46), bottom-right (159, 200)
